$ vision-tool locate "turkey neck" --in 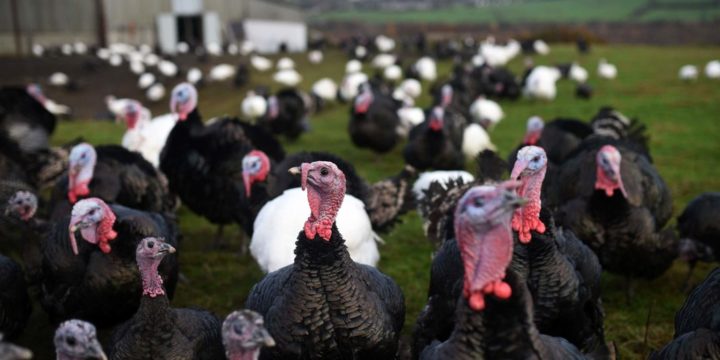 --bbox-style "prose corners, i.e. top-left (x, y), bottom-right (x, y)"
top-left (450, 288), bottom-right (543, 358)
top-left (294, 224), bottom-right (352, 269)
top-left (227, 348), bottom-right (261, 360)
